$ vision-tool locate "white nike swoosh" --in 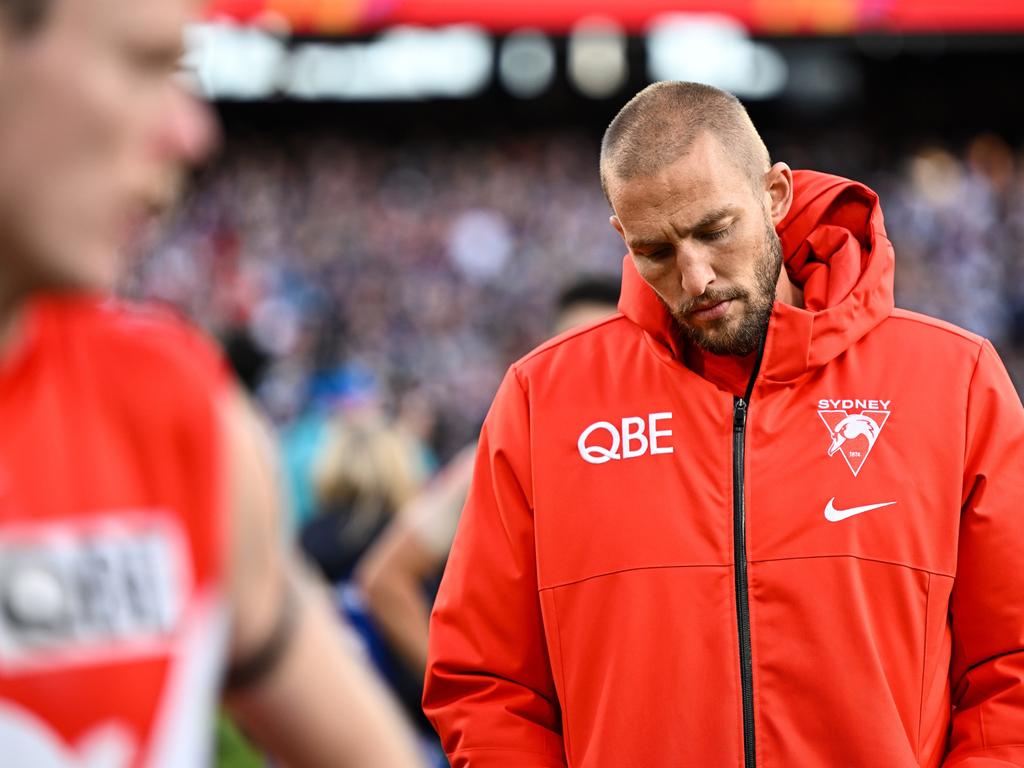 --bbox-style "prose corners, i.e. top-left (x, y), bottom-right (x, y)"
top-left (823, 497), bottom-right (896, 522)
